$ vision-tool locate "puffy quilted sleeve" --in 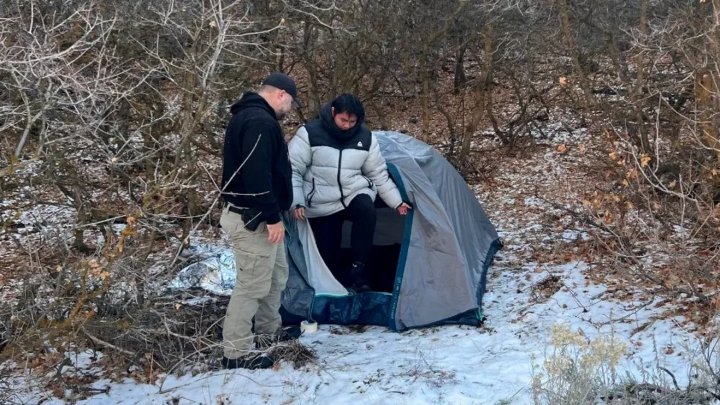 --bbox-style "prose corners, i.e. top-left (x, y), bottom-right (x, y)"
top-left (288, 126), bottom-right (312, 208)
